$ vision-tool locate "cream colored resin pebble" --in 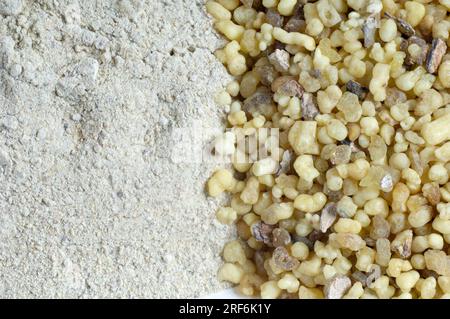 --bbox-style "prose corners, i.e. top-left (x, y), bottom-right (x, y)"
top-left (216, 207), bottom-right (238, 225)
top-left (207, 0), bottom-right (450, 299)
